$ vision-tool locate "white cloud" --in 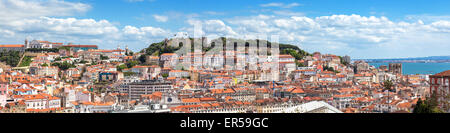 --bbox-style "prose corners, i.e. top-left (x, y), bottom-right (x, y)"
top-left (284, 3), bottom-right (301, 8)
top-left (123, 25), bottom-right (169, 40)
top-left (260, 3), bottom-right (283, 7)
top-left (203, 20), bottom-right (237, 36)
top-left (181, 19), bottom-right (237, 38)
top-left (273, 10), bottom-right (305, 16)
top-left (2, 17), bottom-right (118, 38)
top-left (0, 0), bottom-right (91, 20)
top-left (260, 2), bottom-right (301, 8)
top-left (0, 0), bottom-right (449, 58)
top-left (0, 29), bottom-right (15, 38)
top-left (153, 14), bottom-right (169, 22)
top-left (429, 20), bottom-right (450, 33)
top-left (0, 0), bottom-right (172, 51)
